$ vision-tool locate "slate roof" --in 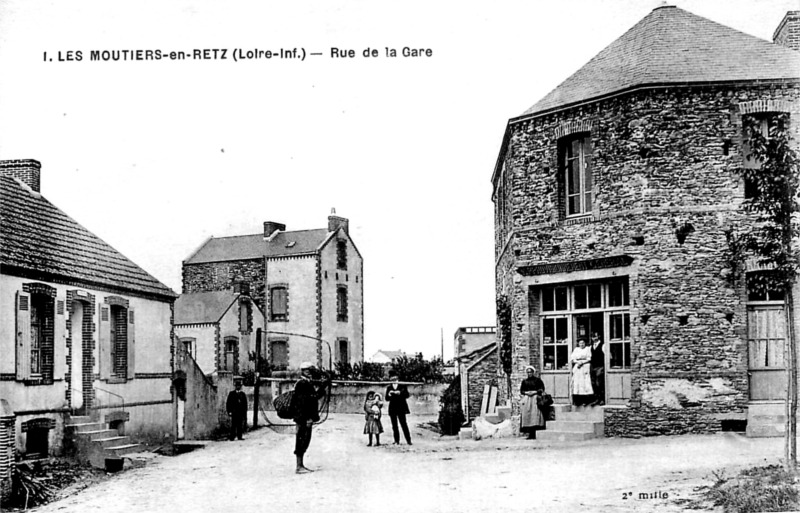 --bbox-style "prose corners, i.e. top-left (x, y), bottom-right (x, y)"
top-left (522, 5), bottom-right (800, 117)
top-left (174, 290), bottom-right (238, 324)
top-left (185, 228), bottom-right (331, 265)
top-left (0, 175), bottom-right (176, 299)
